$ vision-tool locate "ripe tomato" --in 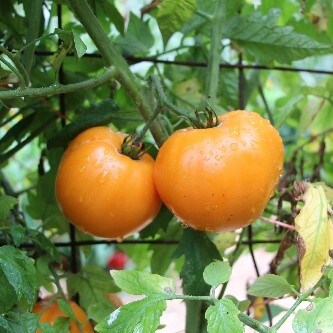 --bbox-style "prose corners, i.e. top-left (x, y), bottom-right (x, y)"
top-left (55, 127), bottom-right (161, 239)
top-left (154, 110), bottom-right (284, 232)
top-left (107, 251), bottom-right (128, 270)
top-left (33, 298), bottom-right (94, 333)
